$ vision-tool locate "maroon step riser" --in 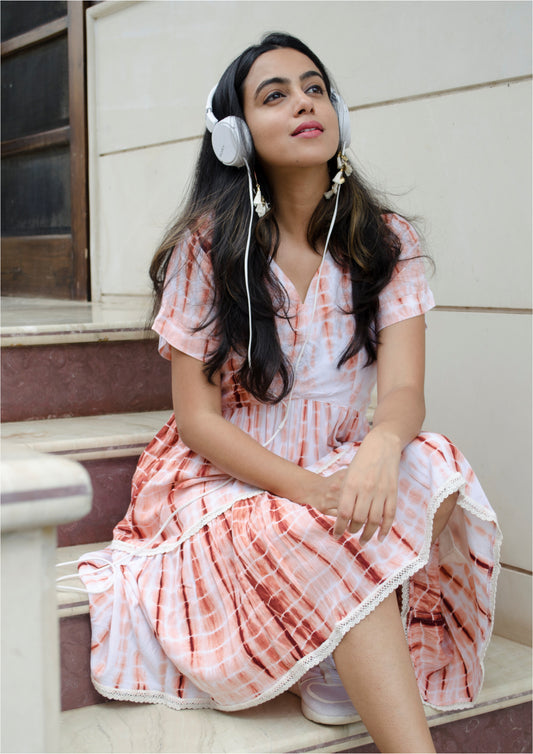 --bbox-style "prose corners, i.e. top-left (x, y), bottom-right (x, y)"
top-left (59, 453), bottom-right (142, 710)
top-left (347, 701), bottom-right (532, 753)
top-left (60, 614), bottom-right (108, 711)
top-left (57, 455), bottom-right (140, 547)
top-left (2, 339), bottom-right (172, 422)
